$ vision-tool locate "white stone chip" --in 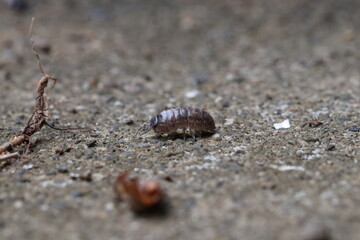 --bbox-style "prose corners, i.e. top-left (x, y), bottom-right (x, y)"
top-left (273, 119), bottom-right (290, 129)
